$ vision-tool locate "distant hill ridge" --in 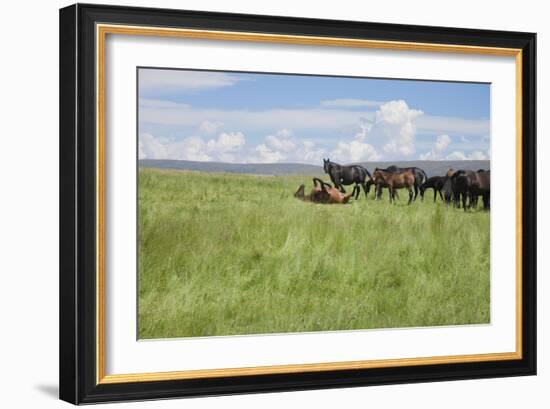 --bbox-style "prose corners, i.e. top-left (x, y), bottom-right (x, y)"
top-left (139, 159), bottom-right (490, 178)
